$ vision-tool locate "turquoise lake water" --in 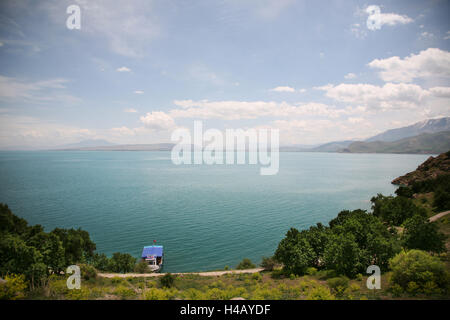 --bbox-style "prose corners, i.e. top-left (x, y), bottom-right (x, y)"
top-left (0, 151), bottom-right (431, 272)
